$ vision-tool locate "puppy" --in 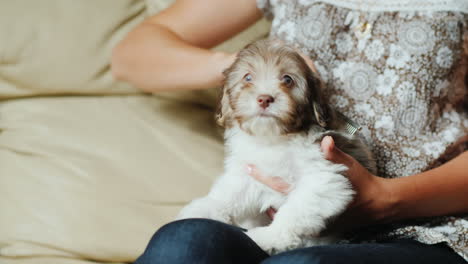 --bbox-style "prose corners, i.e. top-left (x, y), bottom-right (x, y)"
top-left (177, 39), bottom-right (376, 254)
